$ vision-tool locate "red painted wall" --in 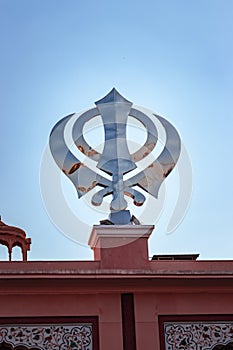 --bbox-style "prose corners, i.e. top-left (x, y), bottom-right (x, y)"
top-left (0, 230), bottom-right (233, 349)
